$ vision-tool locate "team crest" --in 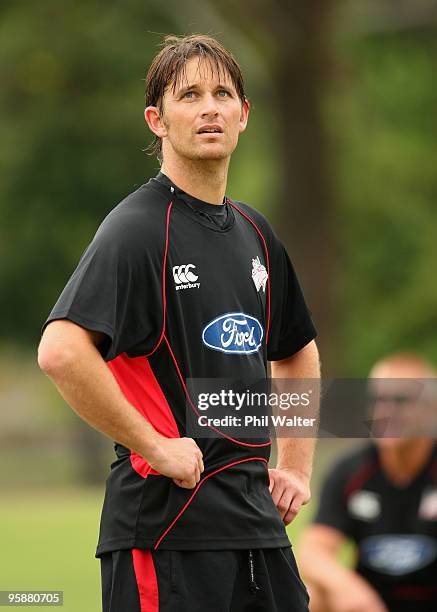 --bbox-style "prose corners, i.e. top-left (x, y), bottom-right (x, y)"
top-left (348, 490), bottom-right (381, 521)
top-left (419, 489), bottom-right (437, 521)
top-left (252, 256), bottom-right (268, 293)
